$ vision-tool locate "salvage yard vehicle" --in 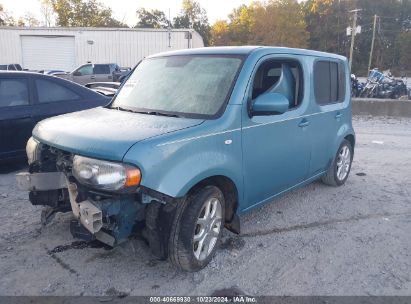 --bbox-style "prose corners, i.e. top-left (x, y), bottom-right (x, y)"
top-left (57, 63), bottom-right (127, 85)
top-left (16, 46), bottom-right (355, 272)
top-left (0, 72), bottom-right (110, 162)
top-left (85, 82), bottom-right (120, 97)
top-left (0, 63), bottom-right (23, 71)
